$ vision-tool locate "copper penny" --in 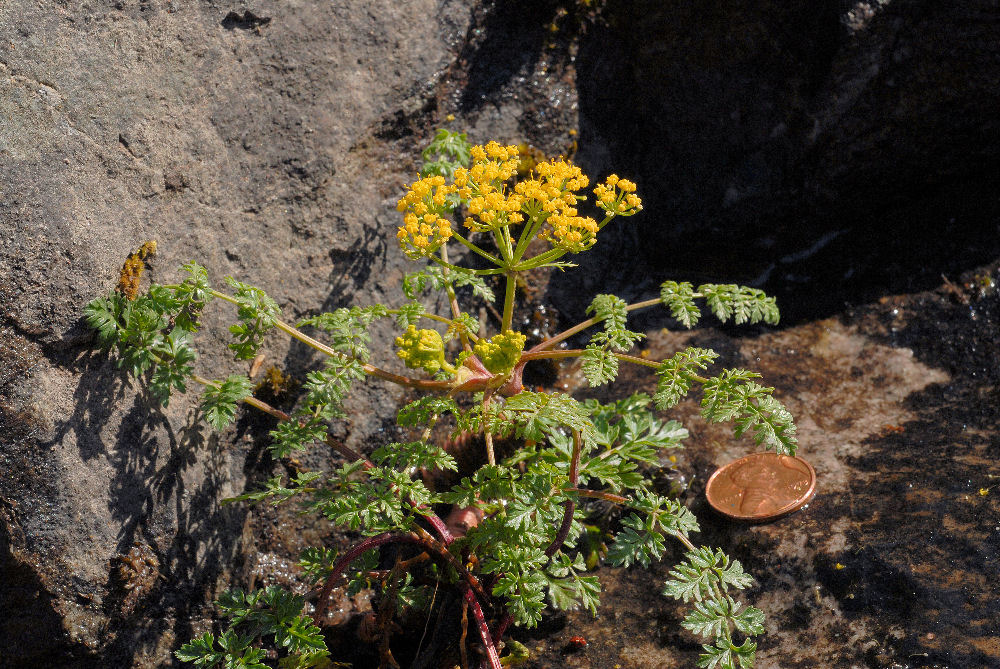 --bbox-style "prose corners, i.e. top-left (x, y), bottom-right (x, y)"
top-left (705, 452), bottom-right (816, 522)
